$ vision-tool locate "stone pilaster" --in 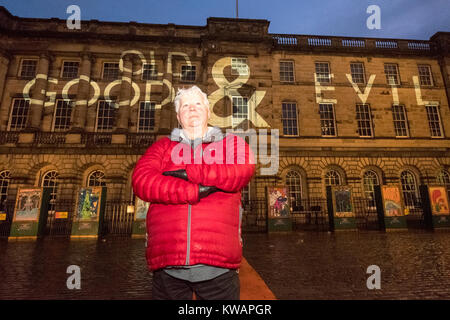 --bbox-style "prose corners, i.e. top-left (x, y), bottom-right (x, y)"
top-left (71, 52), bottom-right (93, 132)
top-left (115, 55), bottom-right (132, 133)
top-left (0, 49), bottom-right (11, 131)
